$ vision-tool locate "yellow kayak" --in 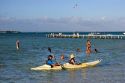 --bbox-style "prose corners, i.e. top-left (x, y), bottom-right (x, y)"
top-left (31, 64), bottom-right (62, 71)
top-left (82, 59), bottom-right (101, 67)
top-left (31, 60), bottom-right (101, 70)
top-left (63, 60), bottom-right (101, 69)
